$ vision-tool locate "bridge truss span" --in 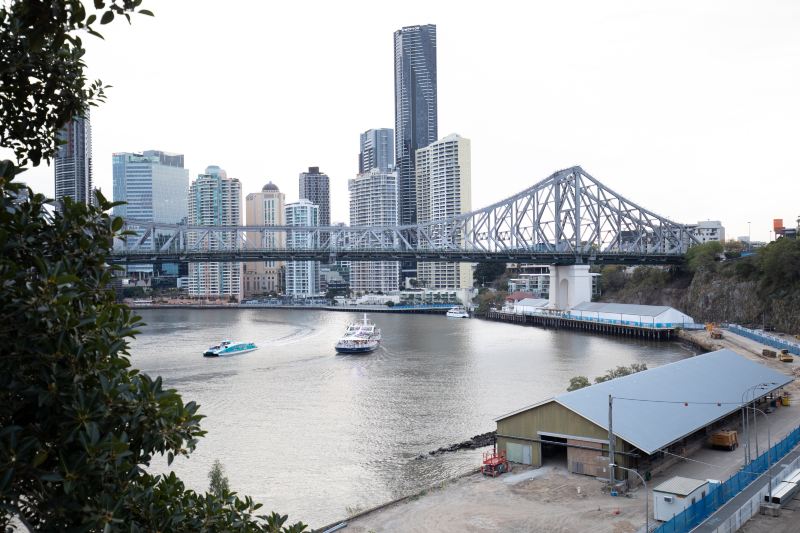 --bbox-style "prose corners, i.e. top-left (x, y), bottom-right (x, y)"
top-left (114, 166), bottom-right (699, 265)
